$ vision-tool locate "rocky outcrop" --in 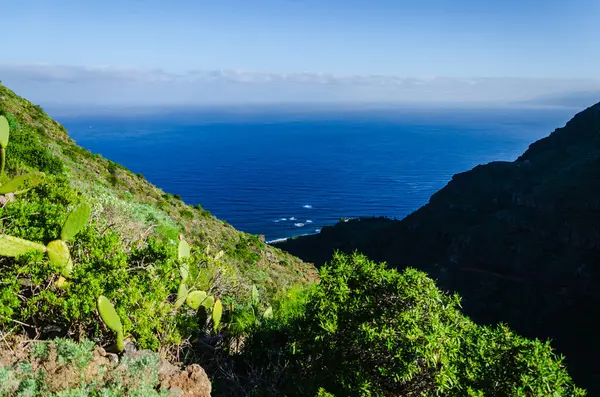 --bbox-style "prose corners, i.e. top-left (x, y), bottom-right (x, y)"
top-left (275, 101), bottom-right (600, 393)
top-left (125, 350), bottom-right (212, 397)
top-left (0, 338), bottom-right (212, 396)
